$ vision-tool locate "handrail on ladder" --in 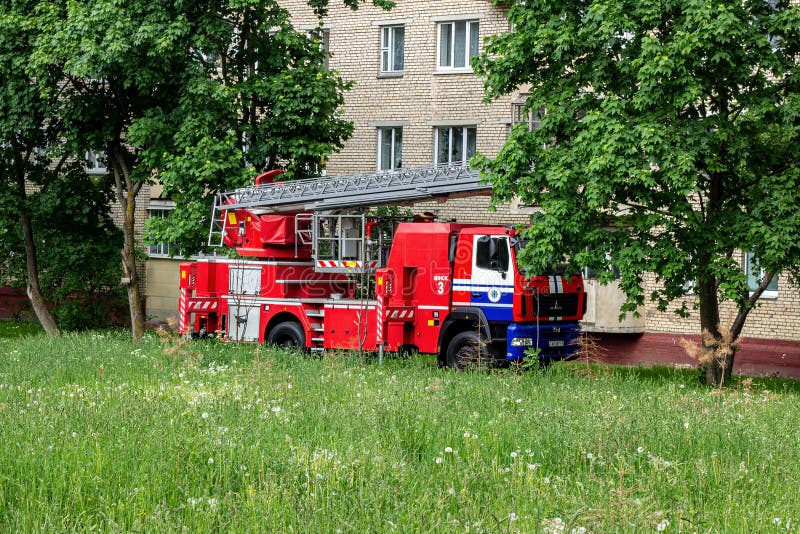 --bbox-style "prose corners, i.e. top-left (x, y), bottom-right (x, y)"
top-left (210, 163), bottom-right (488, 214)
